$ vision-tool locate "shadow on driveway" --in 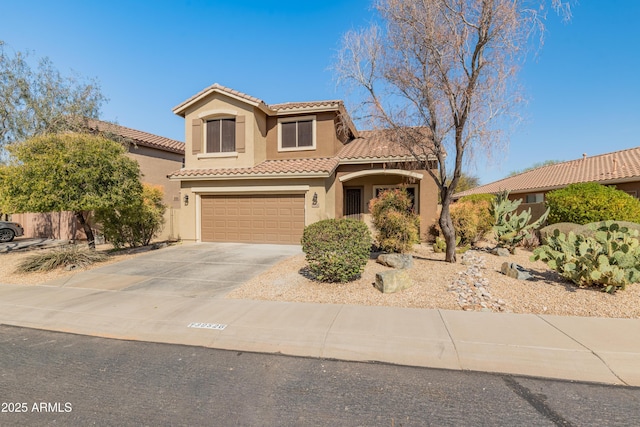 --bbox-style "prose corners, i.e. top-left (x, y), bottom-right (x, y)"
top-left (0, 238), bottom-right (69, 254)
